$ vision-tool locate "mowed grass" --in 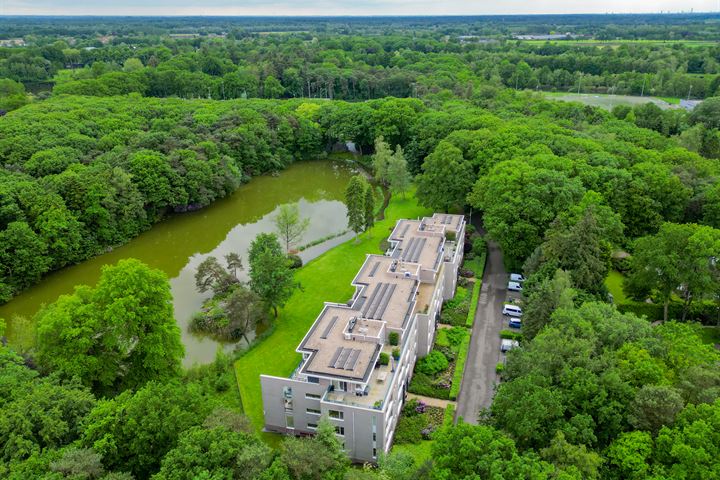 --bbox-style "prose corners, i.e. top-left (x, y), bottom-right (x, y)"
top-left (234, 191), bottom-right (431, 435)
top-left (605, 270), bottom-right (628, 304)
top-left (393, 440), bottom-right (435, 464)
